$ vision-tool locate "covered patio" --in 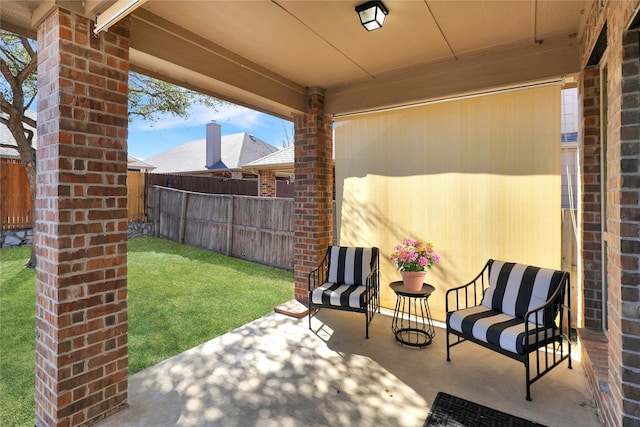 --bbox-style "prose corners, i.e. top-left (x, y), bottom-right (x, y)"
top-left (1, 1), bottom-right (639, 426)
top-left (94, 310), bottom-right (599, 426)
